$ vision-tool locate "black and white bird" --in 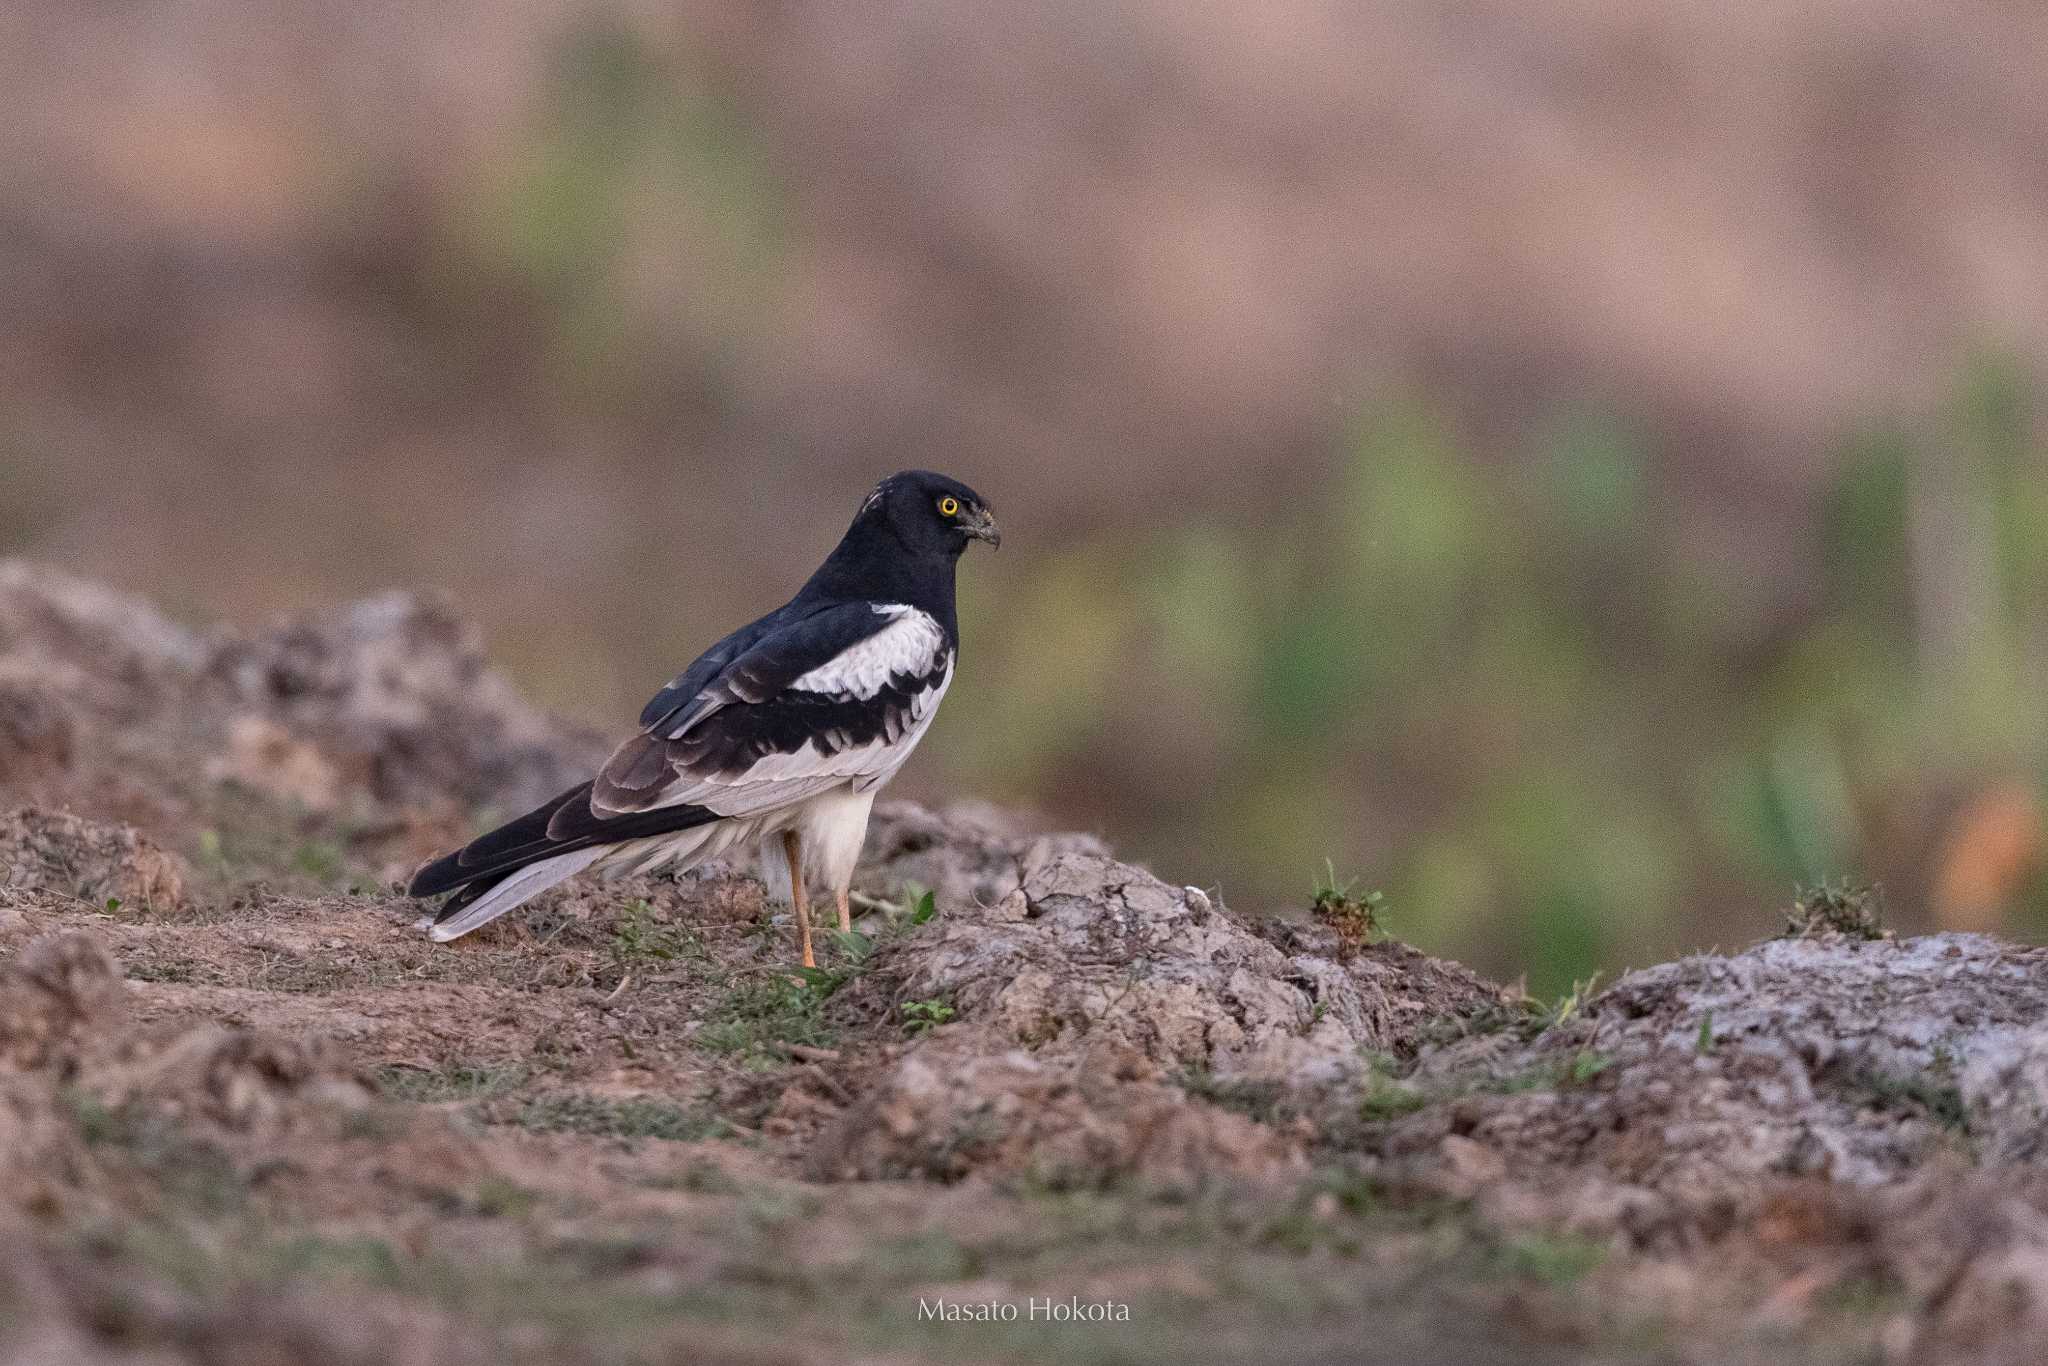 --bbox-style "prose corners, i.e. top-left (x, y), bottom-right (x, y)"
top-left (408, 471), bottom-right (998, 966)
